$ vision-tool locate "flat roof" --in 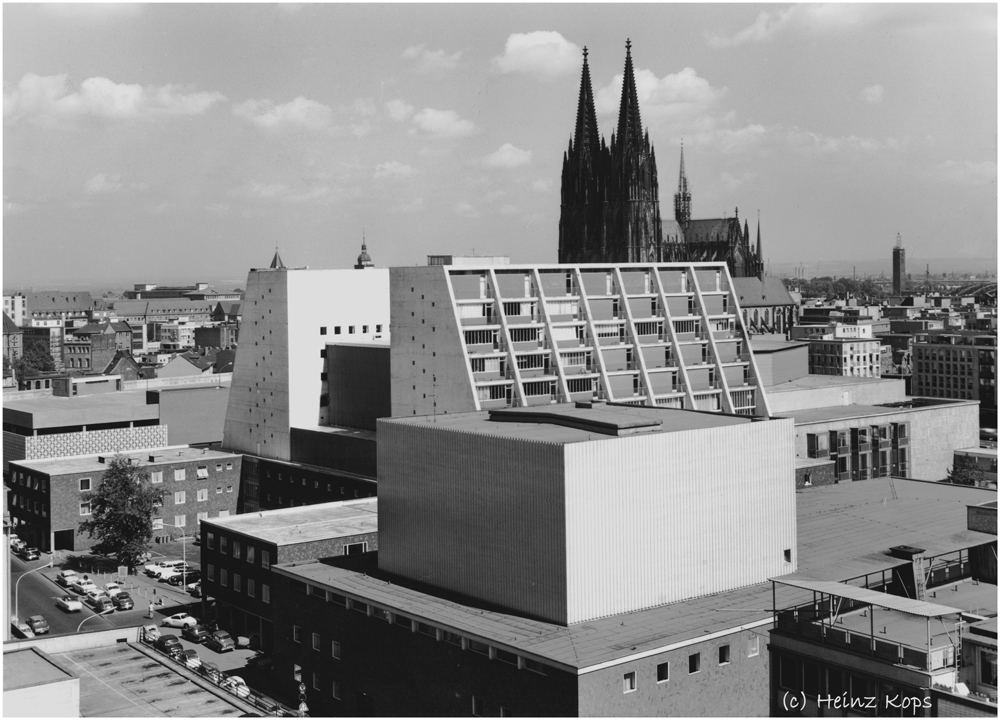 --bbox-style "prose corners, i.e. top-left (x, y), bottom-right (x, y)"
top-left (766, 374), bottom-right (902, 394)
top-left (10, 445), bottom-right (240, 476)
top-left (774, 578), bottom-right (964, 617)
top-left (3, 647), bottom-right (76, 691)
top-left (787, 399), bottom-right (978, 426)
top-left (3, 390), bottom-right (158, 429)
top-left (955, 447), bottom-right (998, 459)
top-left (203, 498), bottom-right (377, 545)
top-left (275, 478), bottom-right (996, 670)
top-left (749, 336), bottom-right (808, 353)
top-left (382, 404), bottom-right (754, 444)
